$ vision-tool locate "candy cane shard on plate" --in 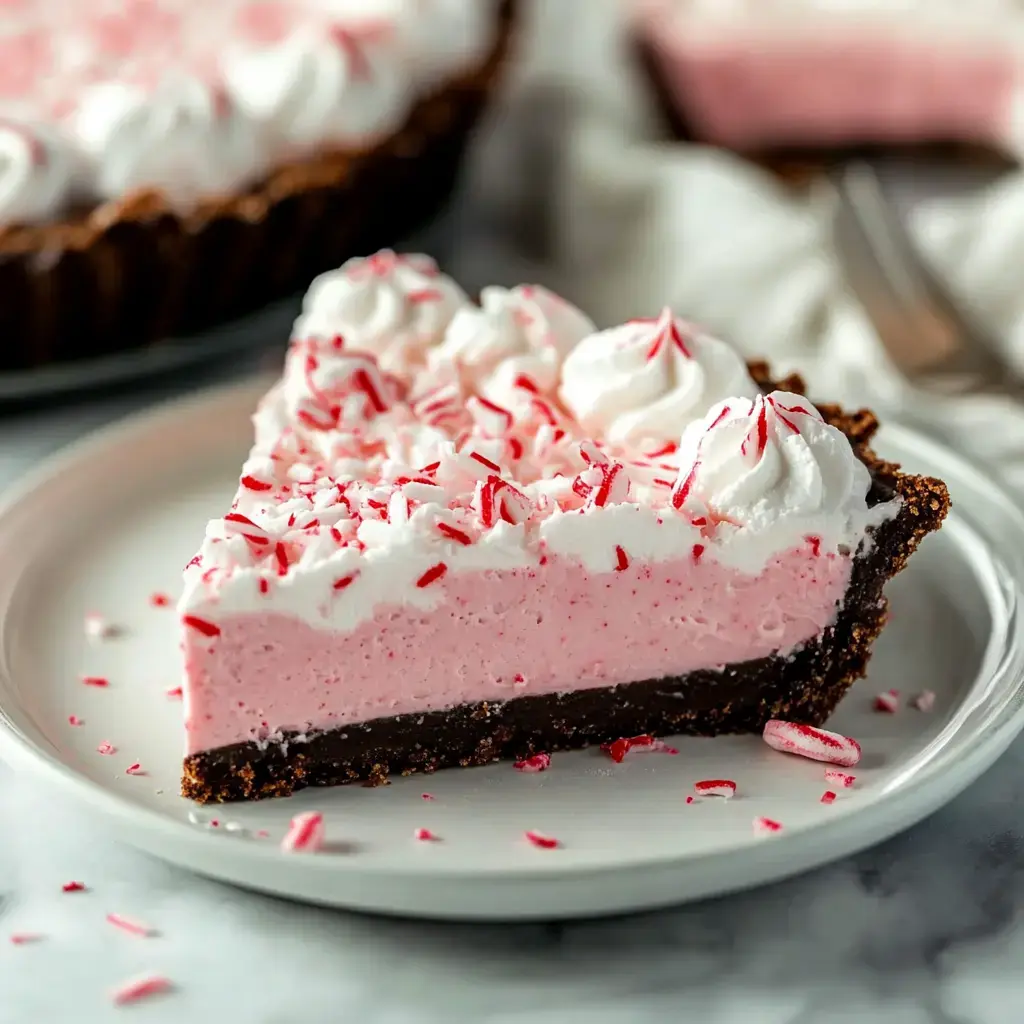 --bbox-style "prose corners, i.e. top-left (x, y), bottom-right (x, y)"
top-left (280, 811), bottom-right (325, 854)
top-left (762, 721), bottom-right (862, 767)
top-left (175, 253), bottom-right (949, 804)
